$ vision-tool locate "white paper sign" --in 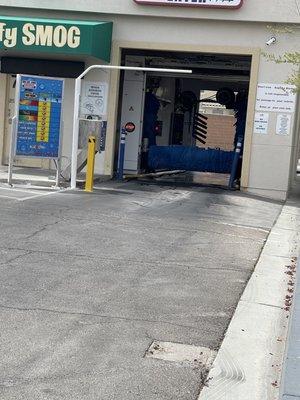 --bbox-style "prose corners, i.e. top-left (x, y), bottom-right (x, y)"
top-left (80, 81), bottom-right (108, 118)
top-left (254, 112), bottom-right (269, 134)
top-left (256, 83), bottom-right (296, 113)
top-left (276, 114), bottom-right (292, 135)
